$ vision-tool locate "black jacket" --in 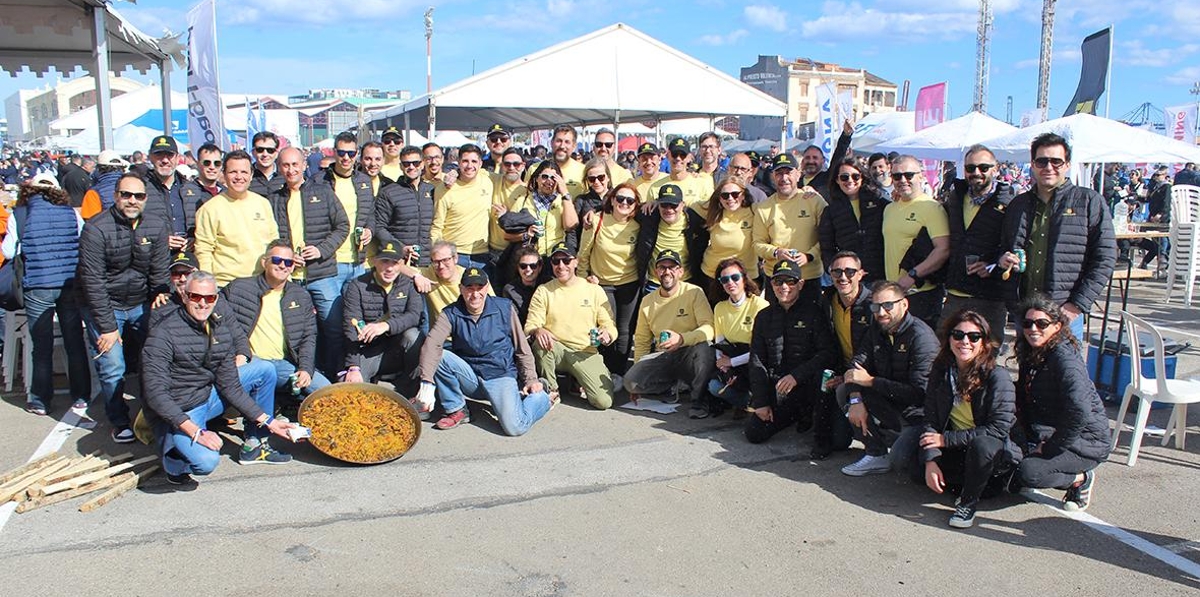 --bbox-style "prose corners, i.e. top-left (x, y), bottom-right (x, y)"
top-left (374, 176), bottom-right (434, 267)
top-left (142, 173), bottom-right (192, 237)
top-left (748, 300), bottom-right (837, 409)
top-left (178, 178), bottom-right (222, 215)
top-left (922, 363), bottom-right (1021, 464)
top-left (850, 313), bottom-right (939, 421)
top-left (818, 189), bottom-right (888, 283)
top-left (220, 275), bottom-right (318, 375)
top-left (821, 285), bottom-right (874, 369)
top-left (140, 306), bottom-right (266, 428)
top-left (944, 179), bottom-right (1016, 298)
top-left (634, 207), bottom-right (709, 285)
top-left (342, 272), bottom-right (424, 367)
top-left (272, 181), bottom-right (350, 281)
top-left (76, 206), bottom-right (171, 332)
top-left (250, 168), bottom-right (286, 199)
top-left (1016, 341), bottom-right (1113, 462)
top-left (308, 168), bottom-right (376, 265)
top-left (1002, 181), bottom-right (1116, 310)
top-left (804, 131), bottom-right (852, 200)
top-left (149, 294), bottom-right (251, 360)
